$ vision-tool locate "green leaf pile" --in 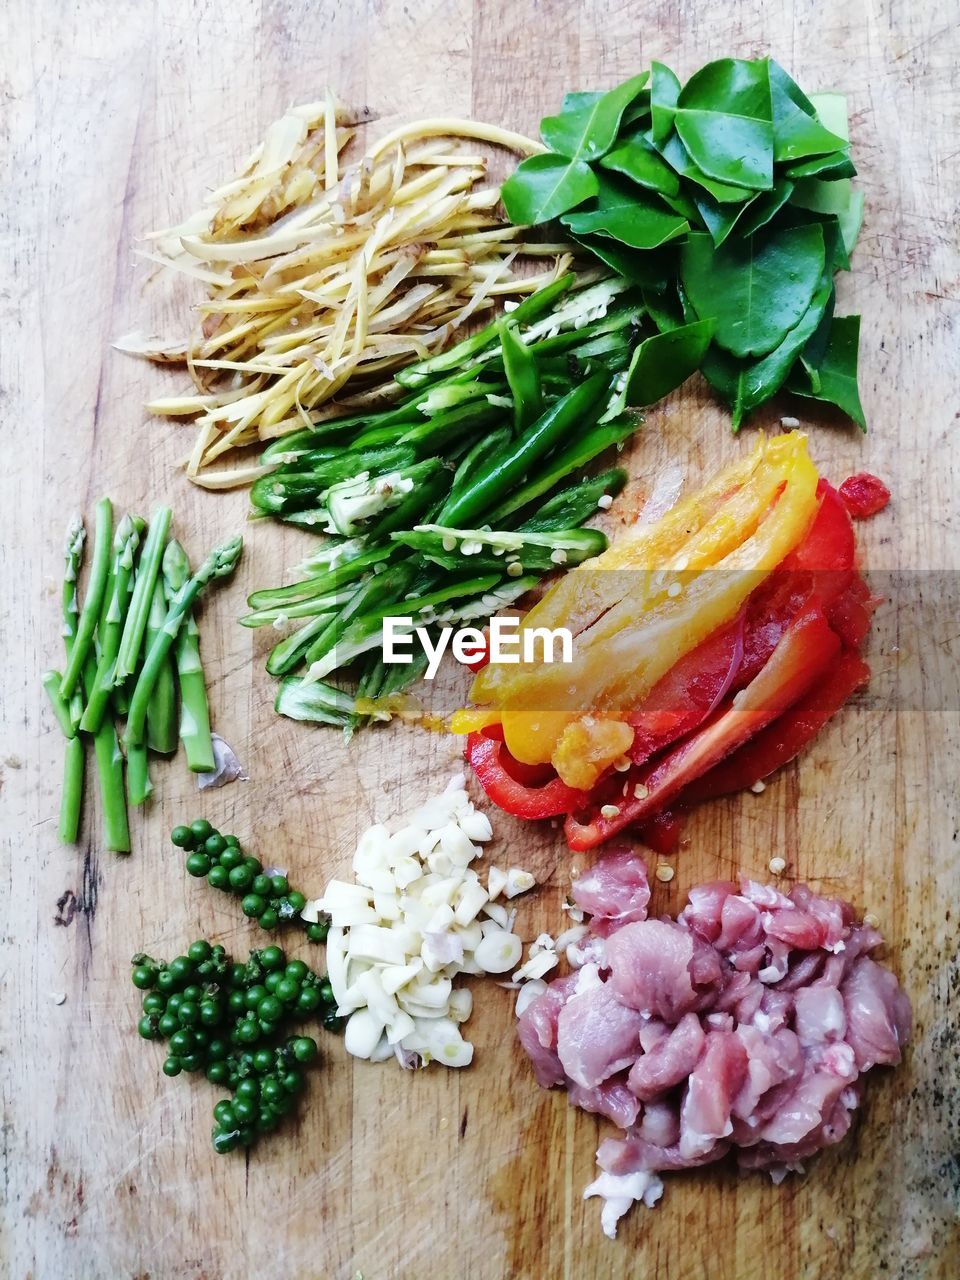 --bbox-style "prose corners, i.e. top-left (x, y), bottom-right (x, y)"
top-left (502, 57), bottom-right (866, 429)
